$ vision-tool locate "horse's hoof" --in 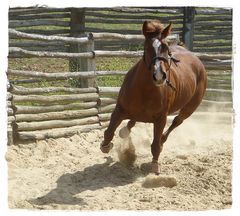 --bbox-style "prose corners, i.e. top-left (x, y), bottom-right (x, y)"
top-left (151, 161), bottom-right (161, 175)
top-left (100, 142), bottom-right (113, 153)
top-left (119, 126), bottom-right (130, 139)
